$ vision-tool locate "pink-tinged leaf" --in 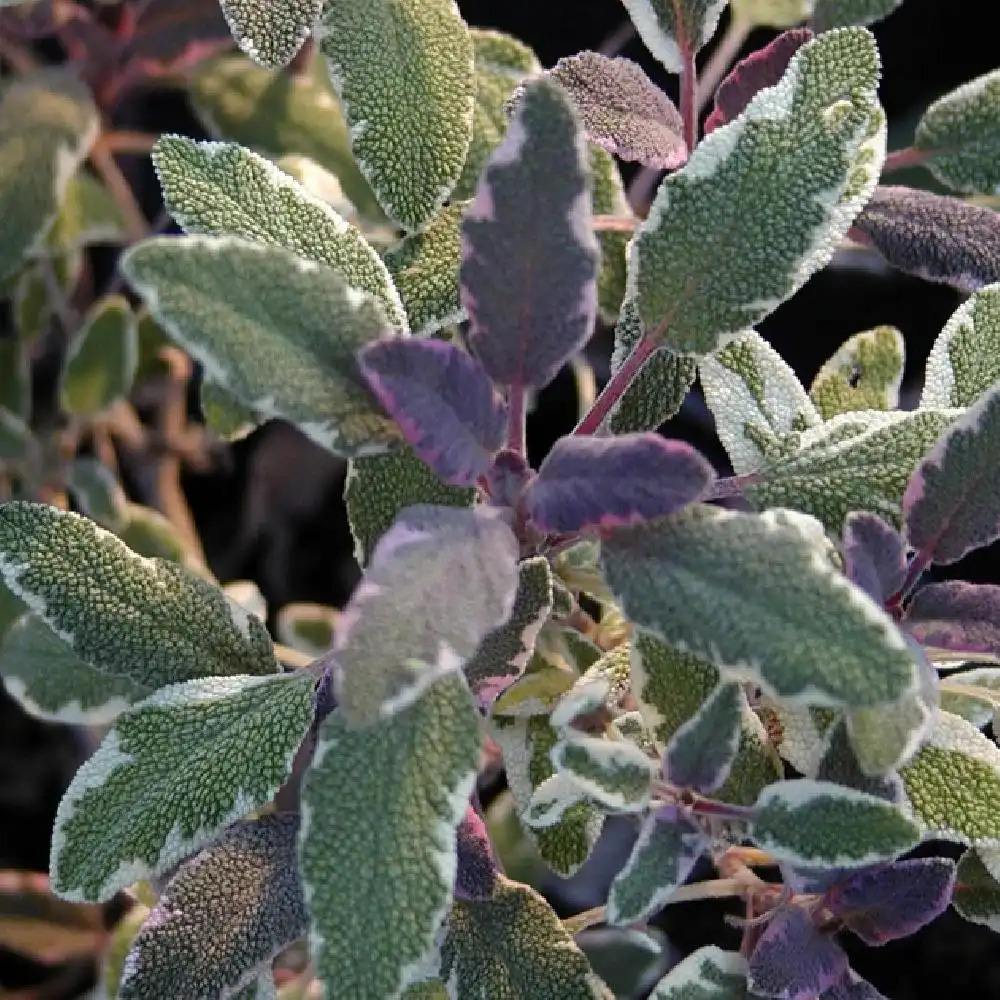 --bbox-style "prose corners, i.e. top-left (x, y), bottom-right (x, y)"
top-left (461, 77), bottom-right (599, 391)
top-left (852, 187), bottom-right (1000, 293)
top-left (842, 511), bottom-right (907, 604)
top-left (904, 581), bottom-right (1000, 658)
top-left (359, 337), bottom-right (506, 487)
top-left (704, 28), bottom-right (814, 135)
top-left (121, 0), bottom-right (233, 81)
top-left (825, 858), bottom-right (956, 945)
top-left (484, 449), bottom-right (533, 509)
top-left (545, 51), bottom-right (687, 169)
top-left (749, 907), bottom-right (848, 1000)
top-left (904, 383), bottom-right (1000, 565)
top-left (822, 971), bottom-right (891, 1000)
top-left (454, 805), bottom-right (499, 902)
top-left (520, 432), bottom-right (714, 534)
